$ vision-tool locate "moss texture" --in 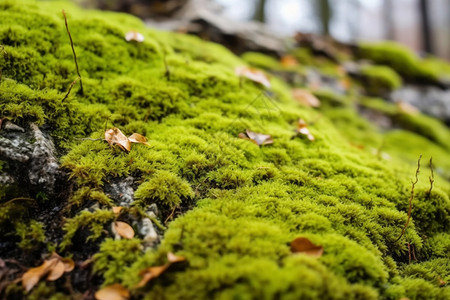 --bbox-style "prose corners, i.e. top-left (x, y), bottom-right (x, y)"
top-left (0, 1), bottom-right (449, 299)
